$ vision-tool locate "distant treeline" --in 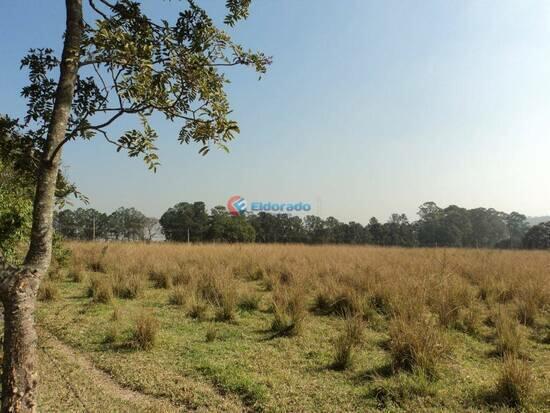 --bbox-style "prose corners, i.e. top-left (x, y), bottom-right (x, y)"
top-left (53, 201), bottom-right (550, 249)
